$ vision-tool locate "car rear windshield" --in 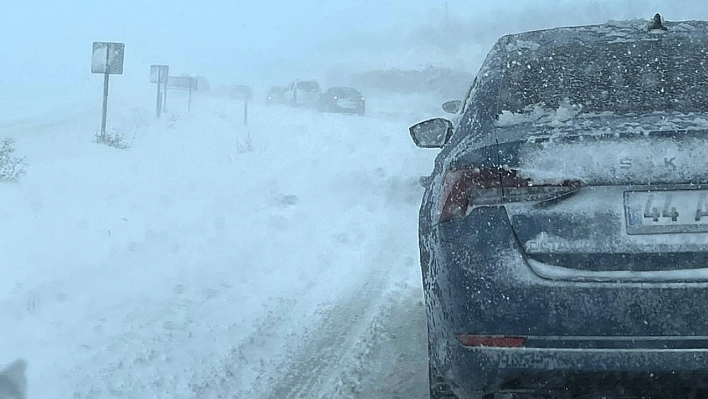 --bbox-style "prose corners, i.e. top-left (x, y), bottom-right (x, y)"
top-left (498, 37), bottom-right (708, 115)
top-left (297, 81), bottom-right (320, 91)
top-left (329, 87), bottom-right (361, 97)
